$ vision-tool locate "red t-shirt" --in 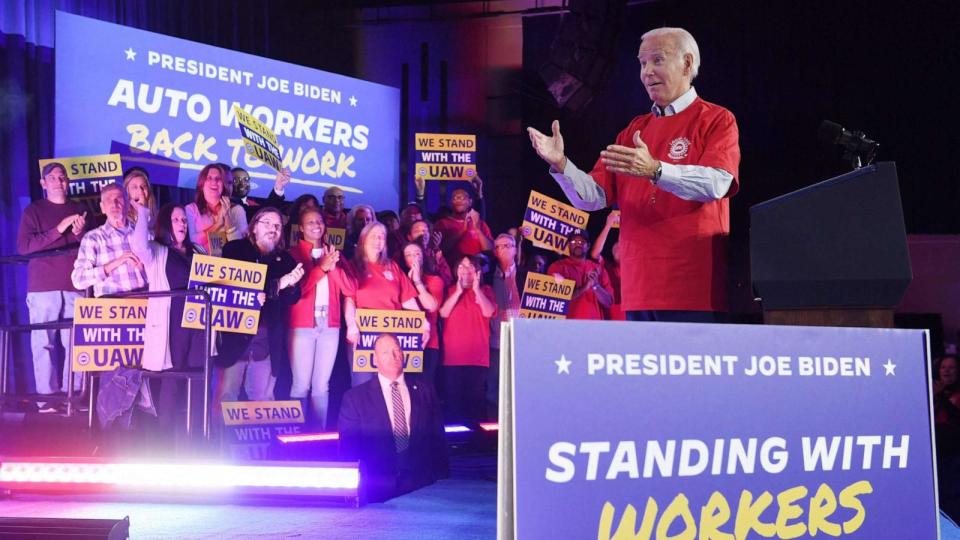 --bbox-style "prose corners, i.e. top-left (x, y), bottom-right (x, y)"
top-left (323, 209), bottom-right (348, 229)
top-left (342, 259), bottom-right (417, 309)
top-left (434, 216), bottom-right (493, 261)
top-left (603, 257), bottom-right (626, 321)
top-left (588, 97), bottom-right (740, 311)
top-left (421, 274), bottom-right (444, 350)
top-left (547, 257), bottom-right (612, 321)
top-left (442, 285), bottom-right (497, 367)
